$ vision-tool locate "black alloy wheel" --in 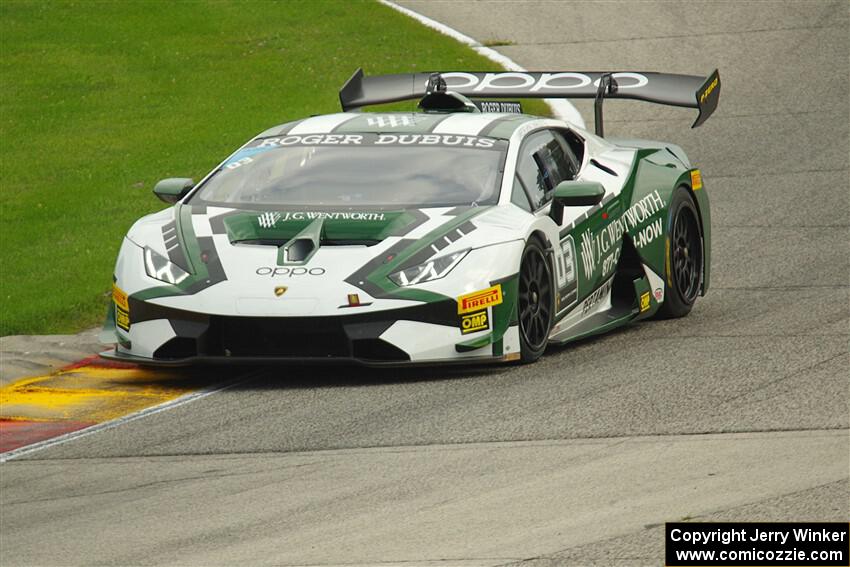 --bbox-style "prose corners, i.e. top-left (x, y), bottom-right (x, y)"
top-left (672, 205), bottom-right (702, 304)
top-left (518, 238), bottom-right (553, 362)
top-left (657, 187), bottom-right (704, 319)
